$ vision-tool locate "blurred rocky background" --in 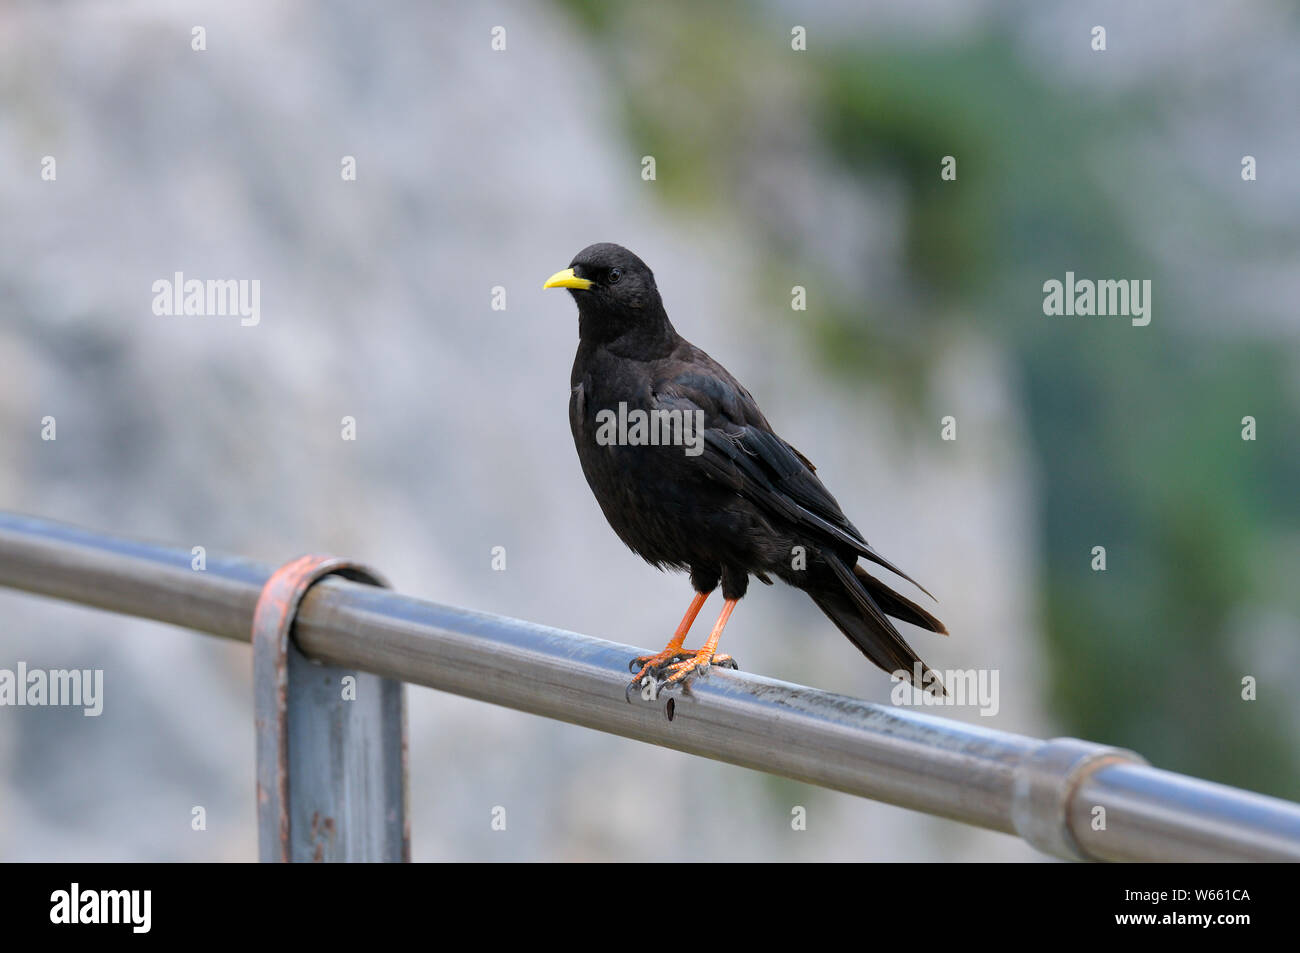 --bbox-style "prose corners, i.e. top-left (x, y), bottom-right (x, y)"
top-left (0, 0), bottom-right (1296, 860)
